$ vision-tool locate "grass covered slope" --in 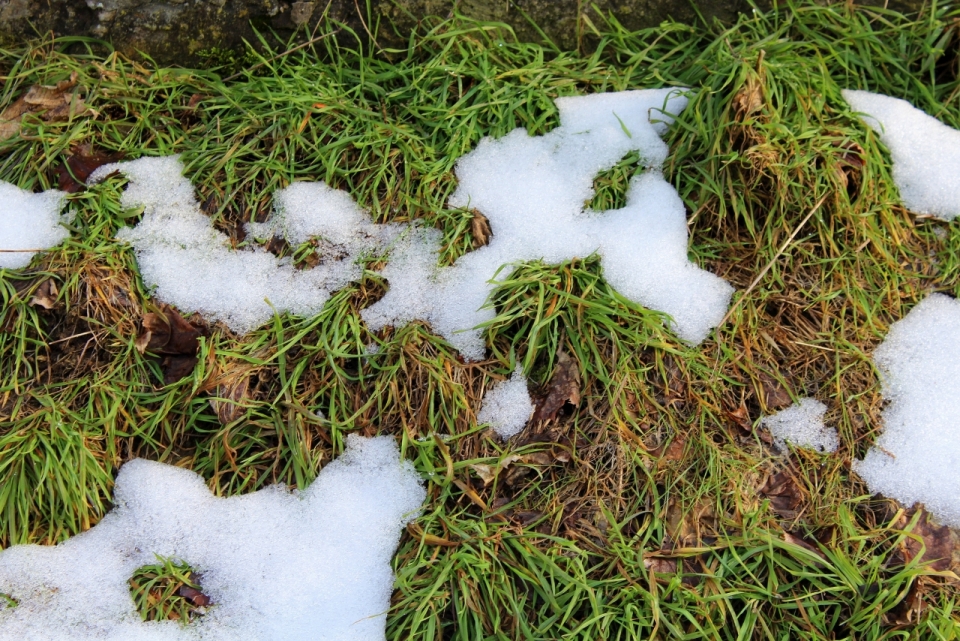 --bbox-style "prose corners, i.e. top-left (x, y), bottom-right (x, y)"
top-left (2, 3), bottom-right (960, 638)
